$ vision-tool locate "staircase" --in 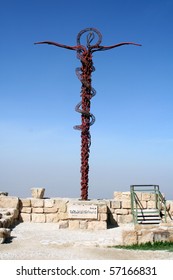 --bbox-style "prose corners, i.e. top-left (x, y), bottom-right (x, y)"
top-left (130, 185), bottom-right (167, 225)
top-left (136, 209), bottom-right (161, 224)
